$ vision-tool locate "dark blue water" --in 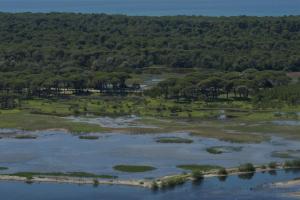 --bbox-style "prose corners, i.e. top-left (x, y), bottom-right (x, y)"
top-left (1, 170), bottom-right (300, 200)
top-left (0, 0), bottom-right (299, 16)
